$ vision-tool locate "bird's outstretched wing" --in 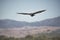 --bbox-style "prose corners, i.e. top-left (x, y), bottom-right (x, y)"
top-left (17, 13), bottom-right (31, 15)
top-left (33, 10), bottom-right (46, 14)
top-left (17, 10), bottom-right (46, 17)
